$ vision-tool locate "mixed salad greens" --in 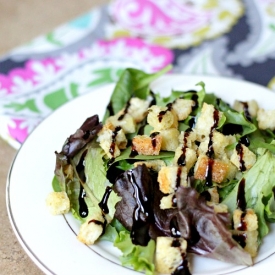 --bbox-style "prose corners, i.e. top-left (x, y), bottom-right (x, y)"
top-left (49, 66), bottom-right (275, 275)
